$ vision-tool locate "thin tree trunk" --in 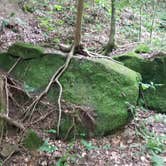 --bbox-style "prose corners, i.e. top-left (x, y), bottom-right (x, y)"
top-left (0, 74), bottom-right (7, 134)
top-left (139, 5), bottom-right (143, 41)
top-left (74, 0), bottom-right (84, 49)
top-left (150, 0), bottom-right (157, 42)
top-left (106, 0), bottom-right (116, 53)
